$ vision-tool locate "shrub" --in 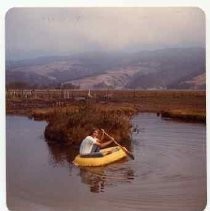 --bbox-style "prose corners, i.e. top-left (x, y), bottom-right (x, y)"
top-left (44, 103), bottom-right (137, 145)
